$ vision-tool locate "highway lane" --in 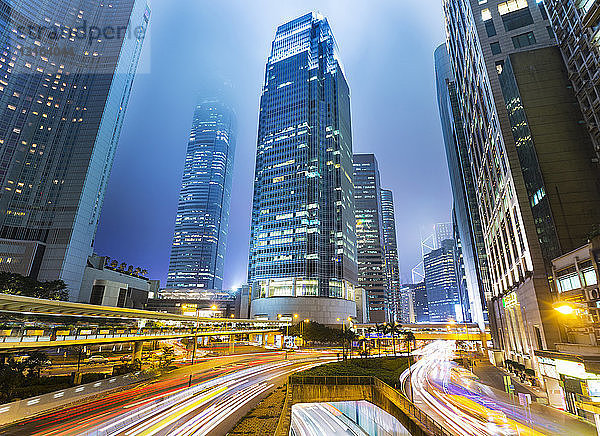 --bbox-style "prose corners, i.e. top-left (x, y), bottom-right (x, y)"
top-left (103, 358), bottom-right (327, 436)
top-left (401, 341), bottom-right (596, 436)
top-left (3, 351), bottom-right (328, 436)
